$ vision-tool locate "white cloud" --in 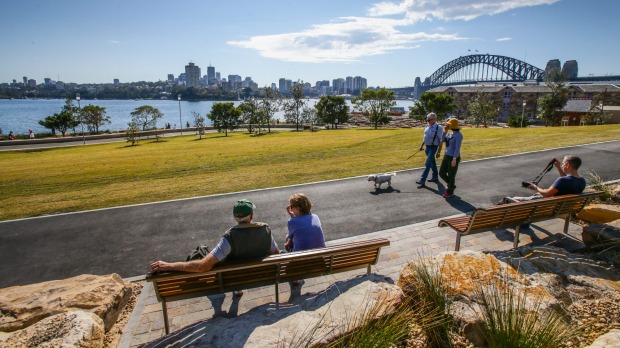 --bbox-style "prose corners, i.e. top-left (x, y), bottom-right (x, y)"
top-left (369, 0), bottom-right (560, 21)
top-left (228, 16), bottom-right (463, 63)
top-left (108, 40), bottom-right (120, 44)
top-left (496, 37), bottom-right (512, 41)
top-left (229, 0), bottom-right (559, 63)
